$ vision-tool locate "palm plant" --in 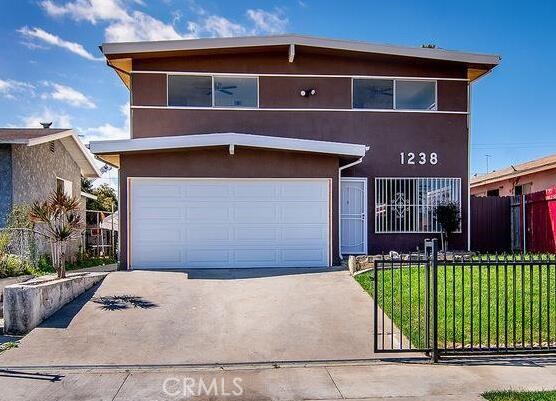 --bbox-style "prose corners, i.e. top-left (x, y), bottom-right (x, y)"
top-left (30, 190), bottom-right (83, 279)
